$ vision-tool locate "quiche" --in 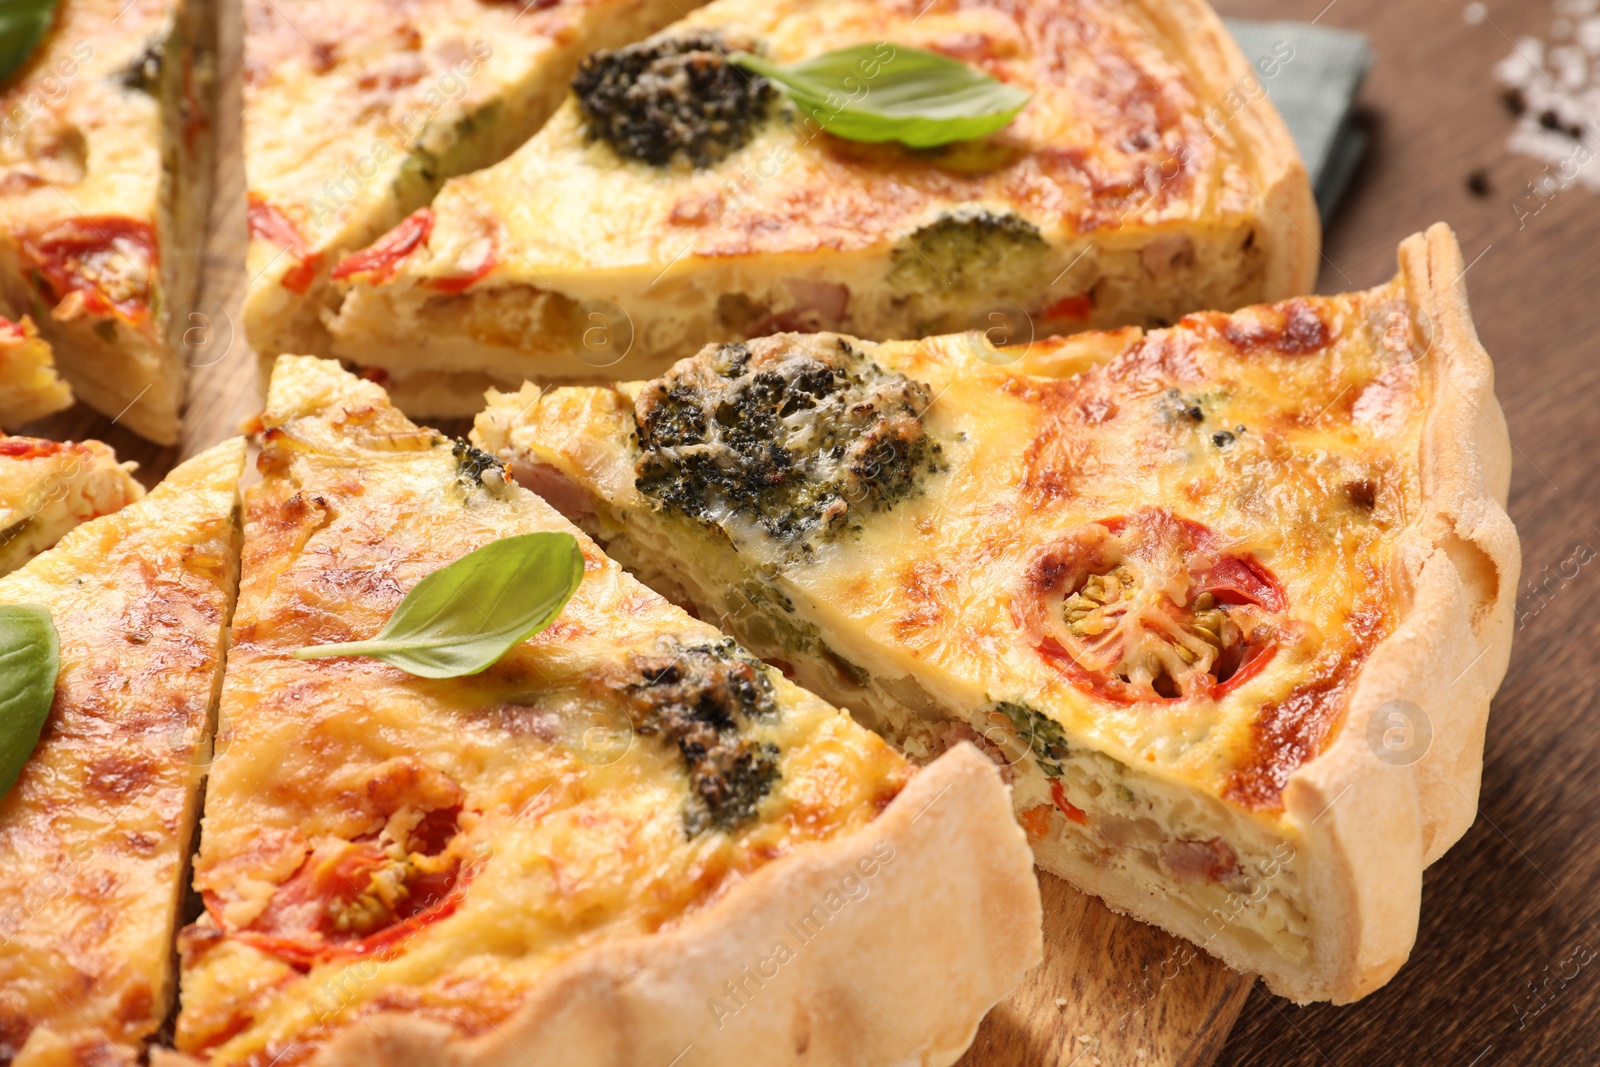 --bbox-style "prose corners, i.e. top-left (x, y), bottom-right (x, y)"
top-left (327, 0), bottom-right (1318, 416)
top-left (0, 438), bottom-right (244, 1064)
top-left (243, 0), bottom-right (704, 365)
top-left (0, 0), bottom-right (217, 445)
top-left (165, 356), bottom-right (1040, 1067)
top-left (0, 434), bottom-right (144, 576)
top-left (0, 316), bottom-right (71, 427)
top-left (472, 225), bottom-right (1521, 1003)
